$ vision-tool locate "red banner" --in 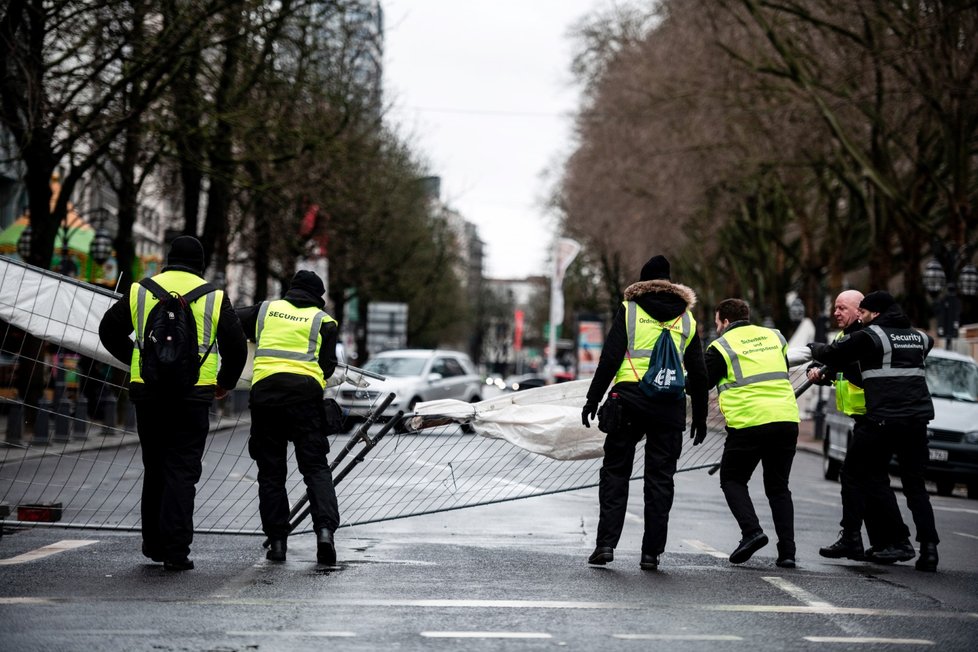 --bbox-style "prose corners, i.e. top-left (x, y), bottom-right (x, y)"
top-left (514, 309), bottom-right (525, 352)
